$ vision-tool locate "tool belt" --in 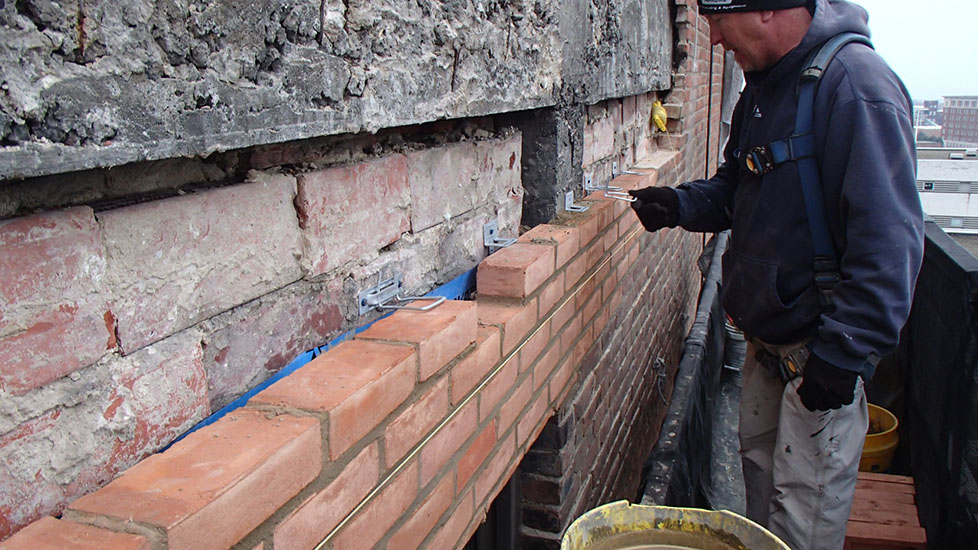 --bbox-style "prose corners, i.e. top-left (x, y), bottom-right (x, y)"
top-left (755, 345), bottom-right (809, 385)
